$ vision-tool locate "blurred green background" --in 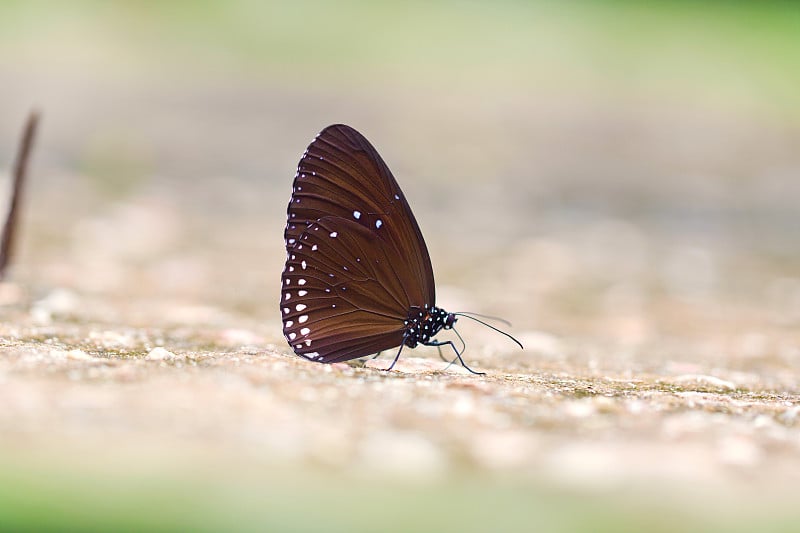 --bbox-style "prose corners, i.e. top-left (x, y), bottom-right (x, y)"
top-left (1, 0), bottom-right (797, 314)
top-left (1, 1), bottom-right (799, 531)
